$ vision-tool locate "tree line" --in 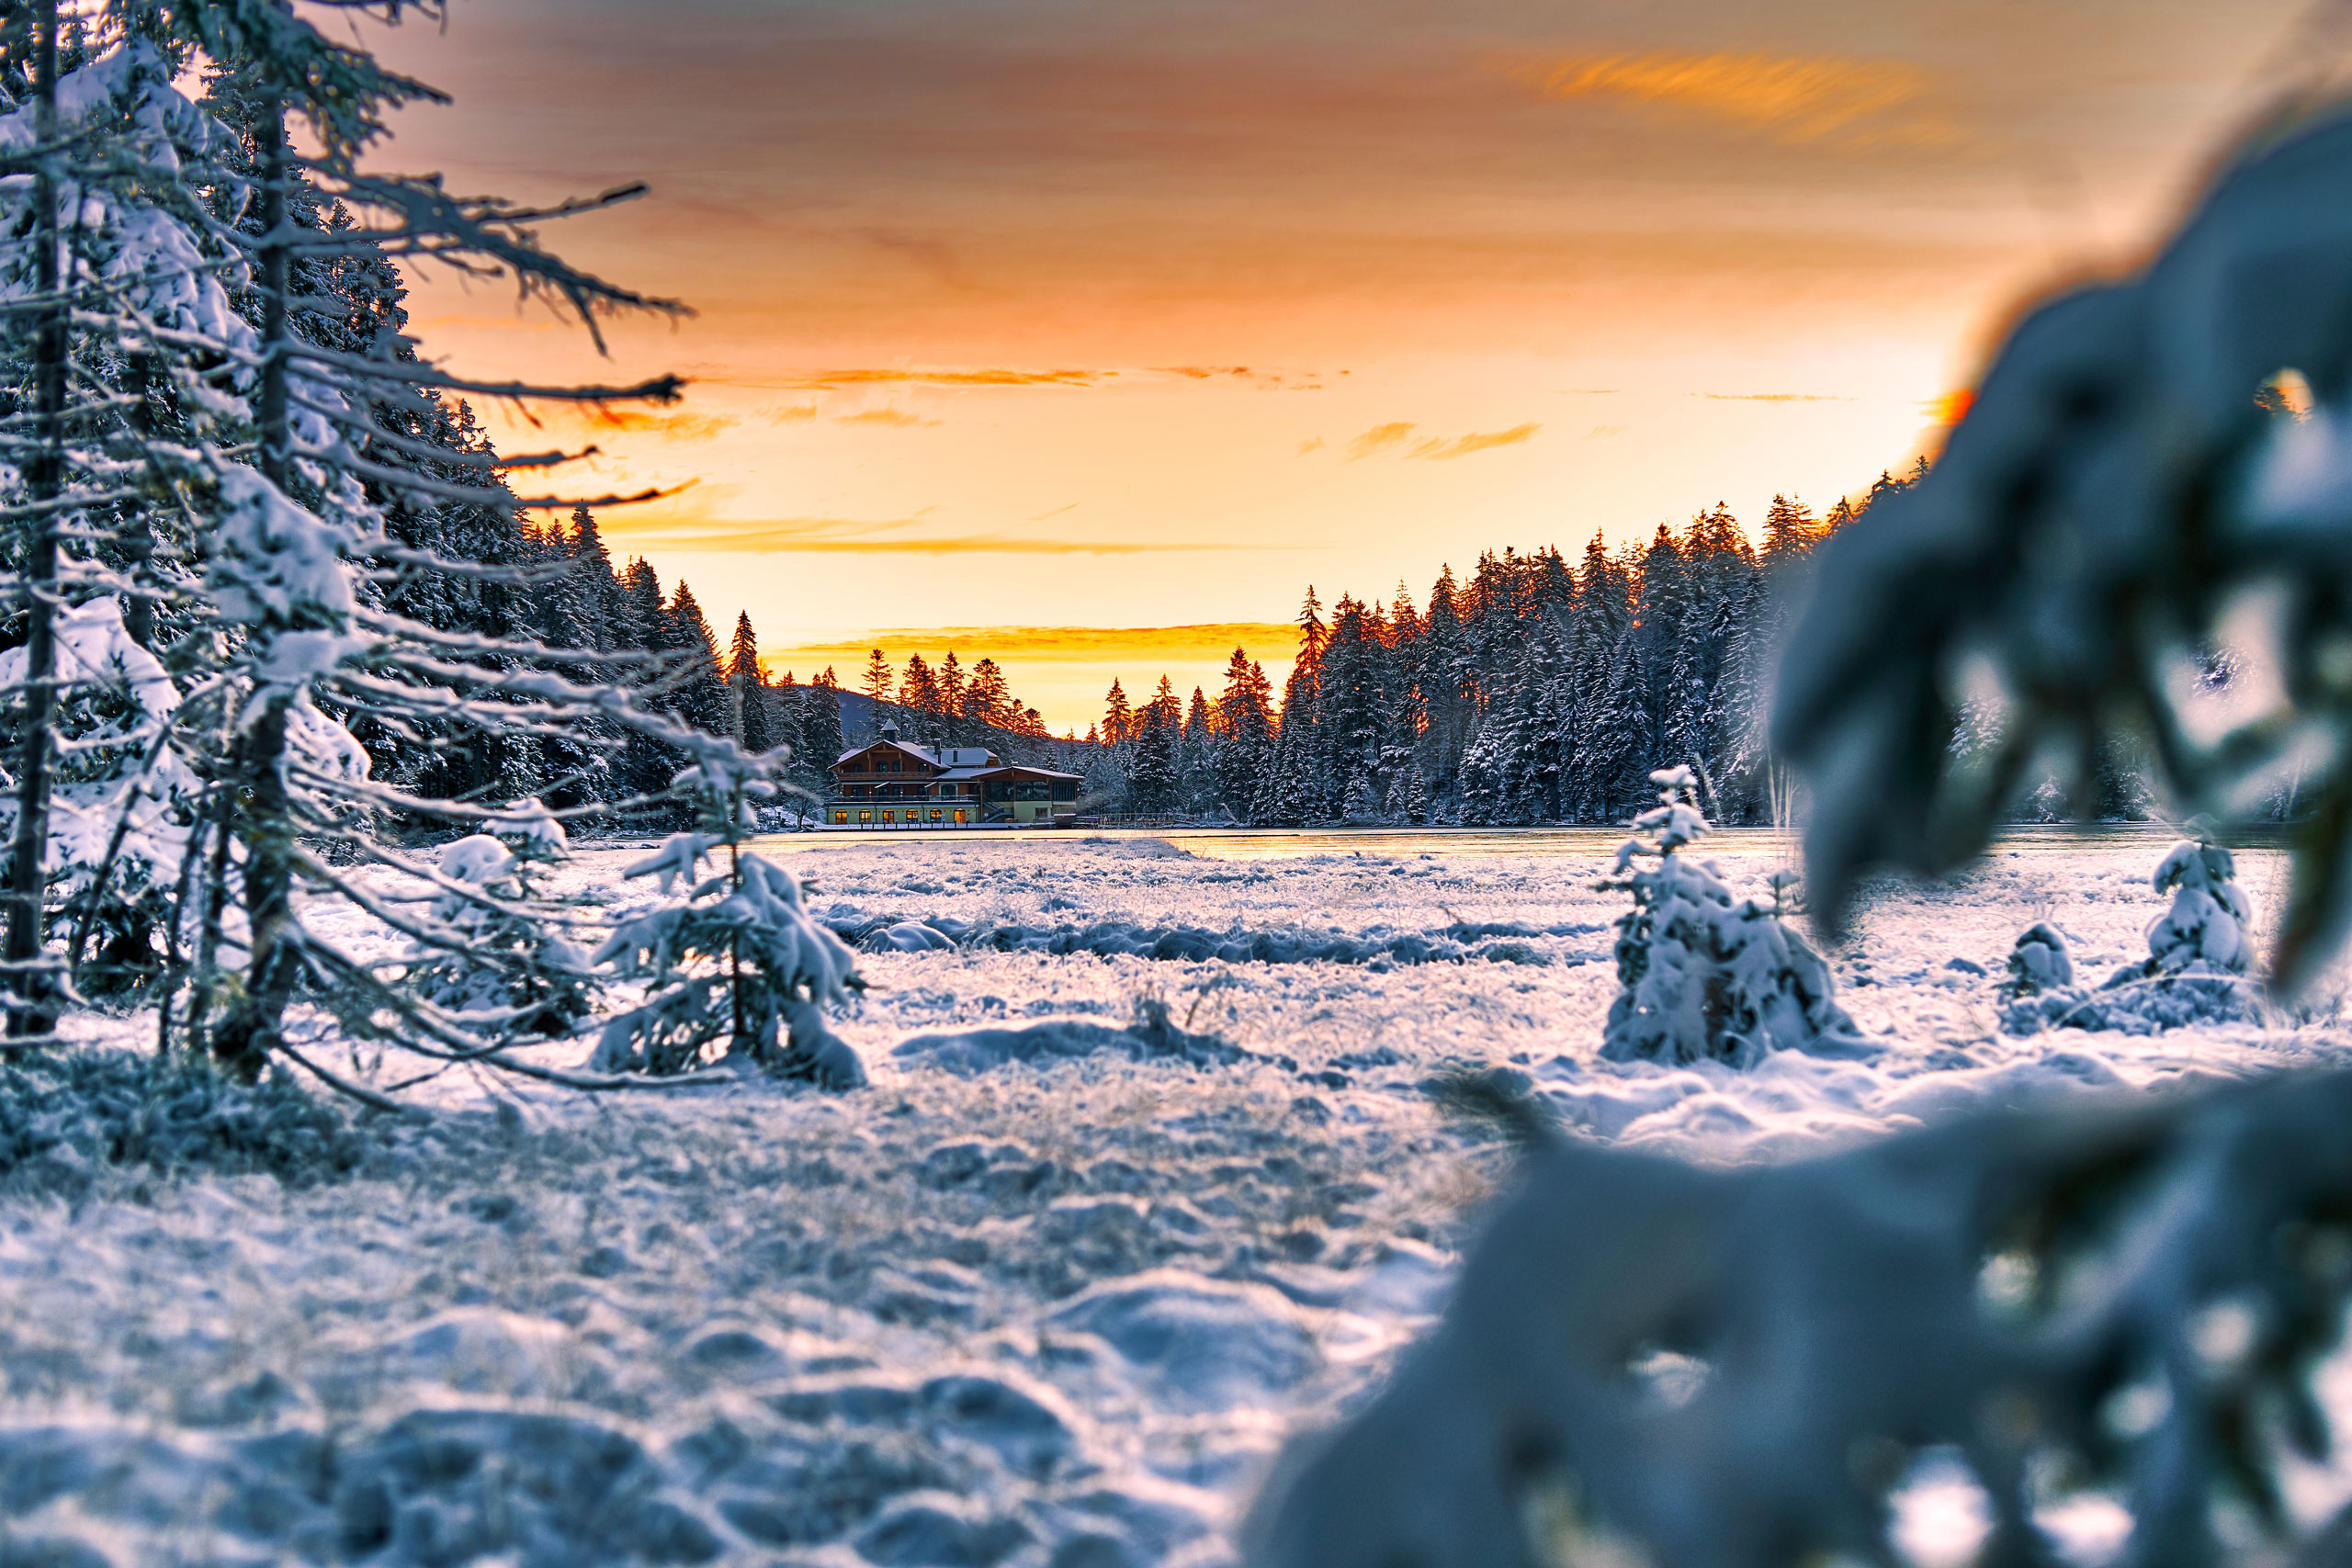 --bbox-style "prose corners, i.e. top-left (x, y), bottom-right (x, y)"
top-left (1084, 475), bottom-right (1933, 824)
